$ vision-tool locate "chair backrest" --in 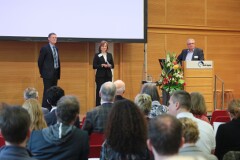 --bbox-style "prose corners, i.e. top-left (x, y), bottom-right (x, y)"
top-left (210, 110), bottom-right (229, 125)
top-left (214, 116), bottom-right (231, 123)
top-left (80, 116), bottom-right (86, 129)
top-left (88, 132), bottom-right (105, 158)
top-left (0, 133), bottom-right (5, 147)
